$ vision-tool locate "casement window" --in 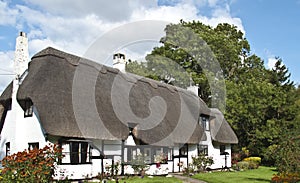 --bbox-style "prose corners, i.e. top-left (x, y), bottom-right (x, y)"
top-left (198, 145), bottom-right (208, 156)
top-left (144, 147), bottom-right (152, 164)
top-left (199, 116), bottom-right (210, 131)
top-left (179, 144), bottom-right (188, 156)
top-left (220, 145), bottom-right (226, 155)
top-left (61, 141), bottom-right (91, 164)
top-left (153, 147), bottom-right (171, 163)
top-left (126, 146), bottom-right (172, 164)
top-left (5, 142), bottom-right (10, 156)
top-left (28, 142), bottom-right (39, 150)
top-left (24, 100), bottom-right (33, 117)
